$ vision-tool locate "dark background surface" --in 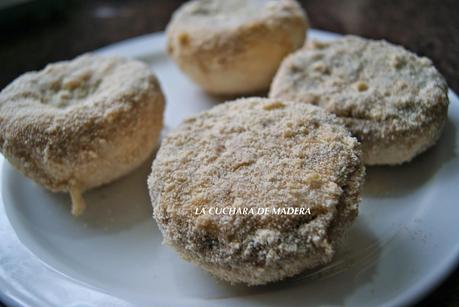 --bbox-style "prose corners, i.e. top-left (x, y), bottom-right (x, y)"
top-left (0, 0), bottom-right (458, 306)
